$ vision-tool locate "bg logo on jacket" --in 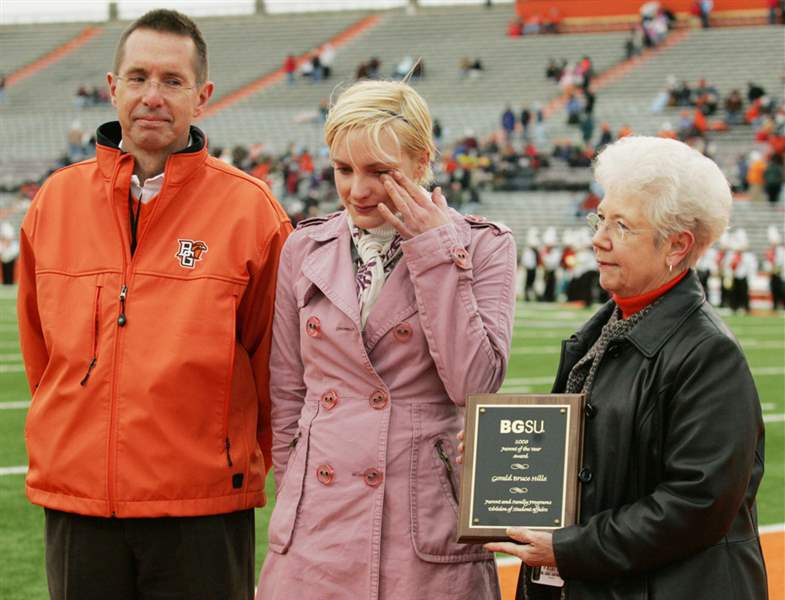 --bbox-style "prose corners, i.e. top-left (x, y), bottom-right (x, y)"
top-left (176, 239), bottom-right (208, 268)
